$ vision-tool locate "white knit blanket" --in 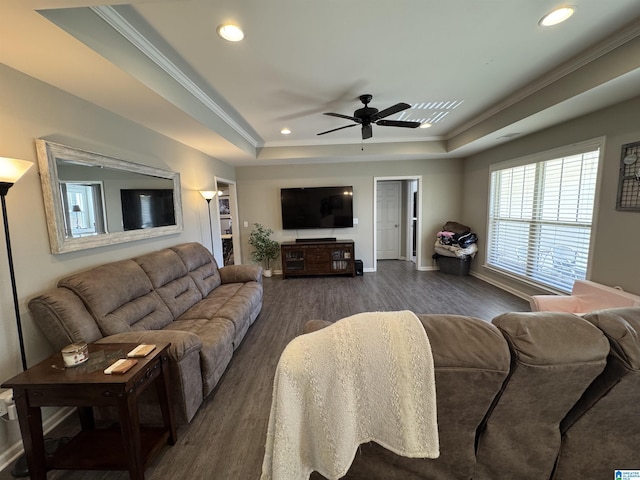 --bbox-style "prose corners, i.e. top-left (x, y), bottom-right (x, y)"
top-left (261, 310), bottom-right (439, 480)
